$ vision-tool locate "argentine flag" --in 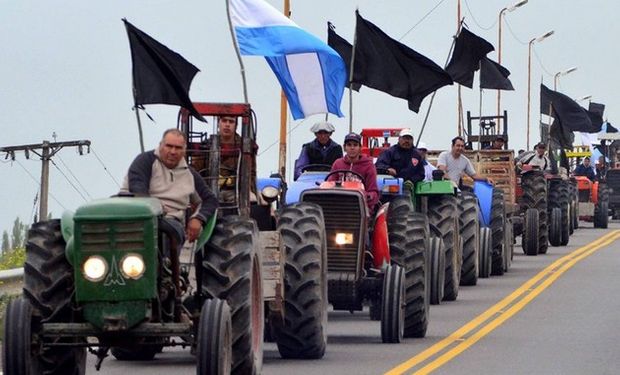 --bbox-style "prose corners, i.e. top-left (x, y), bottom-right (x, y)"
top-left (230, 0), bottom-right (347, 120)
